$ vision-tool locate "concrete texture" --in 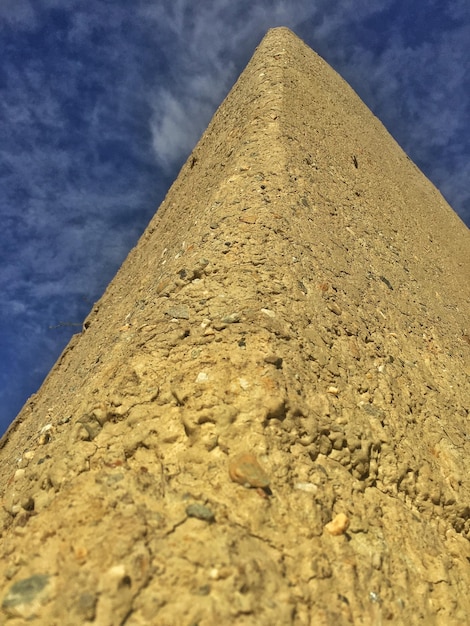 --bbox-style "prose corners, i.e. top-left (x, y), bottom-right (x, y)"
top-left (1, 27), bottom-right (469, 625)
